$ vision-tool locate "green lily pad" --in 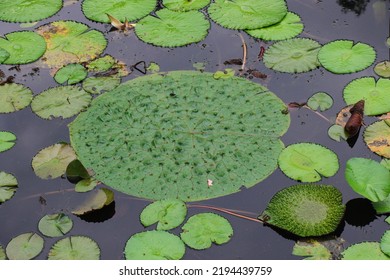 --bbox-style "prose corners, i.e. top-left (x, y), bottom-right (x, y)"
top-left (54, 64), bottom-right (88, 85)
top-left (278, 143), bottom-right (339, 182)
top-left (0, 171), bottom-right (18, 203)
top-left (364, 120), bottom-right (390, 158)
top-left (343, 77), bottom-right (390, 116)
top-left (0, 31), bottom-right (46, 65)
top-left (380, 230), bottom-right (390, 257)
top-left (374, 61), bottom-right (390, 78)
top-left (180, 213), bottom-right (233, 250)
top-left (6, 232), bottom-right (44, 260)
top-left (341, 242), bottom-right (390, 260)
top-left (328, 124), bottom-right (348, 142)
top-left (31, 86), bottom-right (91, 120)
top-left (146, 62), bottom-right (160, 73)
top-left (48, 236), bottom-right (100, 260)
top-left (82, 0), bottom-right (157, 23)
top-left (307, 92), bottom-right (333, 111)
top-left (345, 157), bottom-right (390, 202)
top-left (292, 240), bottom-right (332, 260)
top-left (140, 199), bottom-right (187, 230)
top-left (208, 0), bottom-right (287, 30)
top-left (386, 216), bottom-right (390, 224)
top-left (38, 213), bottom-right (73, 237)
top-left (0, 244), bottom-right (5, 260)
top-left (0, 0), bottom-right (62, 23)
top-left (69, 71), bottom-right (290, 202)
top-left (82, 76), bottom-right (121, 95)
top-left (36, 21), bottom-right (107, 69)
top-left (0, 83), bottom-right (33, 113)
top-left (75, 178), bottom-right (99, 193)
top-left (213, 68), bottom-right (235, 79)
top-left (86, 55), bottom-right (116, 72)
top-left (381, 159), bottom-right (390, 170)
top-left (135, 9), bottom-right (210, 47)
top-left (318, 40), bottom-right (376, 74)
top-left (72, 188), bottom-right (114, 215)
top-left (372, 195), bottom-right (390, 214)
top-left (66, 159), bottom-right (90, 182)
top-left (124, 230), bottom-right (185, 260)
top-left (32, 143), bottom-right (77, 179)
top-left (258, 184), bottom-right (345, 237)
top-left (263, 38), bottom-right (321, 73)
top-left (0, 131), bottom-right (16, 153)
top-left (246, 12), bottom-right (304, 41)
top-left (163, 0), bottom-right (210, 11)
